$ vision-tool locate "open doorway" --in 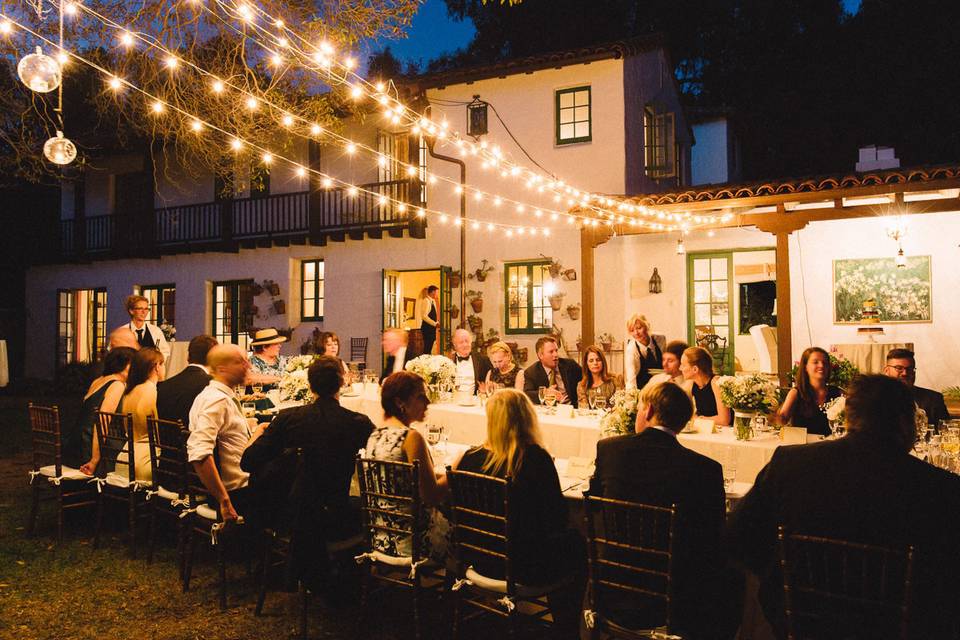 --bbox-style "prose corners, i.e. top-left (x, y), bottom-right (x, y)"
top-left (382, 267), bottom-right (453, 362)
